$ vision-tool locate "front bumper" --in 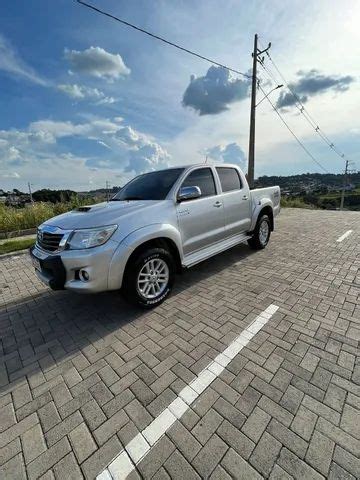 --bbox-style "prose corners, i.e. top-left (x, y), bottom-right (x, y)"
top-left (30, 240), bottom-right (121, 293)
top-left (30, 247), bottom-right (66, 290)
